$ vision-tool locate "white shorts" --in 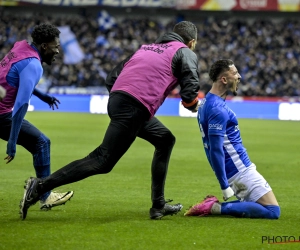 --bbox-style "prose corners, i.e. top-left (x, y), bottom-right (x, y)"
top-left (228, 163), bottom-right (272, 202)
